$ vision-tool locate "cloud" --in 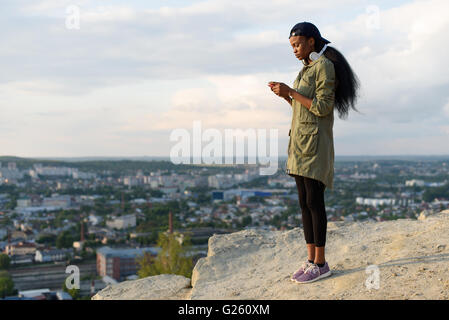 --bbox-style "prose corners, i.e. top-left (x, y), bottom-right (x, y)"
top-left (0, 0), bottom-right (360, 92)
top-left (322, 0), bottom-right (449, 129)
top-left (443, 98), bottom-right (449, 118)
